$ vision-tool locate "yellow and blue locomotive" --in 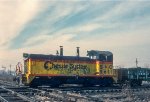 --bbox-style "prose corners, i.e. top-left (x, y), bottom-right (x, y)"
top-left (22, 46), bottom-right (114, 87)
